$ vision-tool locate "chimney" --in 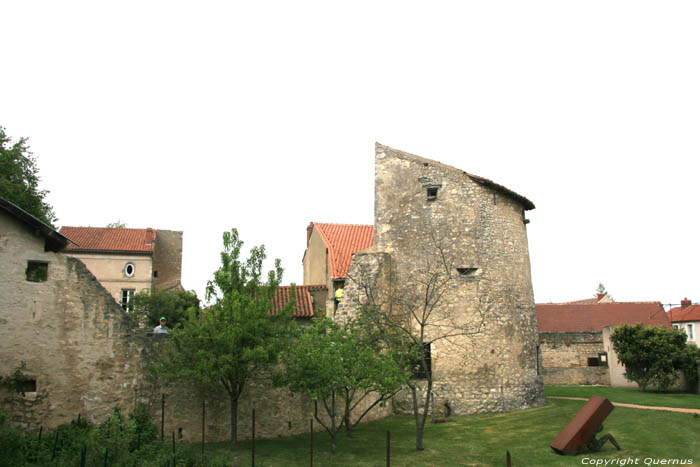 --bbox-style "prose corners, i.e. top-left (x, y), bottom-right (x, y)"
top-left (681, 298), bottom-right (692, 309)
top-left (306, 223), bottom-right (314, 247)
